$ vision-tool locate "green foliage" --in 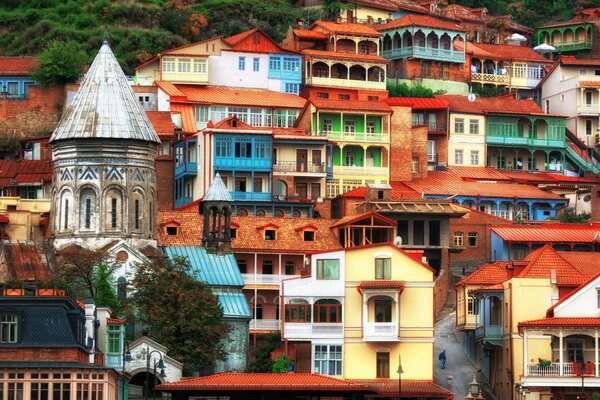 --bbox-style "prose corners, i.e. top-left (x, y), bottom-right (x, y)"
top-left (93, 262), bottom-right (121, 314)
top-left (130, 257), bottom-right (230, 375)
top-left (272, 354), bottom-right (293, 373)
top-left (592, 392), bottom-right (600, 400)
top-left (472, 84), bottom-right (507, 98)
top-left (55, 247), bottom-right (116, 301)
top-left (246, 333), bottom-right (282, 372)
top-left (0, 136), bottom-right (22, 158)
top-left (387, 82), bottom-right (434, 98)
top-left (32, 40), bottom-right (88, 85)
top-left (558, 208), bottom-right (591, 223)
